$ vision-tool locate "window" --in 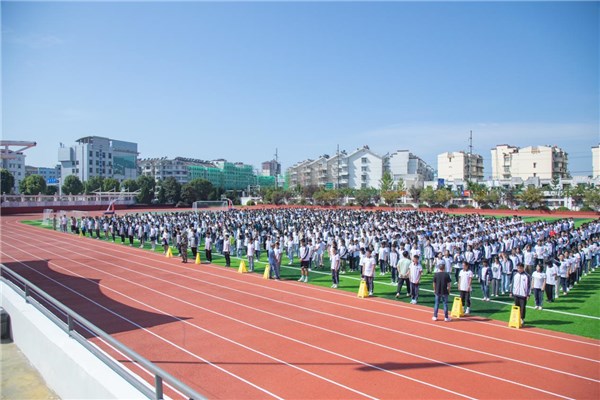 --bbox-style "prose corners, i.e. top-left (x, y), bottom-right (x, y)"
top-left (361, 166), bottom-right (368, 172)
top-left (108, 153), bottom-right (112, 159)
top-left (361, 157), bottom-right (368, 164)
top-left (533, 173), bottom-right (537, 177)
top-left (533, 162), bottom-right (537, 168)
top-left (89, 167), bottom-right (93, 173)
top-left (89, 151), bottom-right (93, 157)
